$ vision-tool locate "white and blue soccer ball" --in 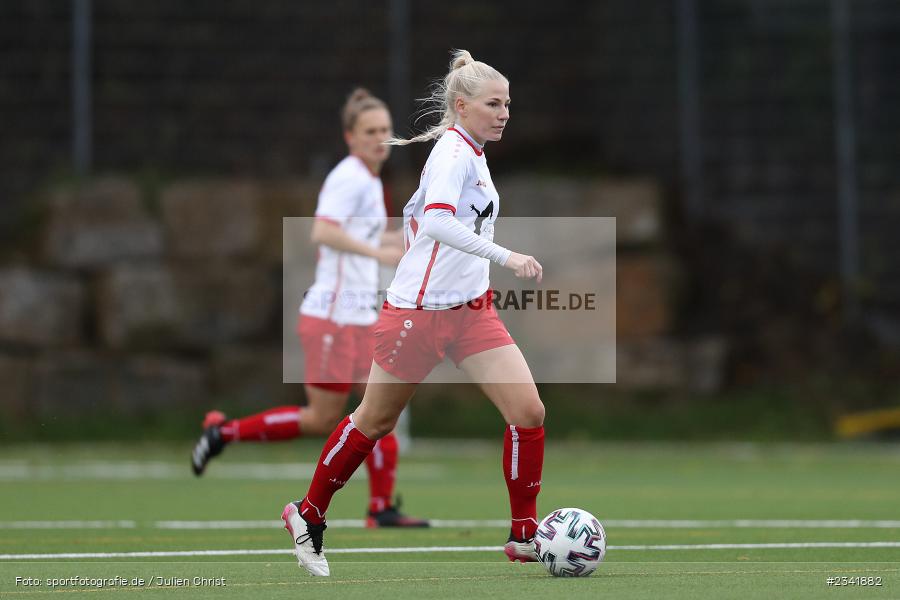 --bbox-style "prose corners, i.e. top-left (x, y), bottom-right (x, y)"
top-left (534, 507), bottom-right (606, 577)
